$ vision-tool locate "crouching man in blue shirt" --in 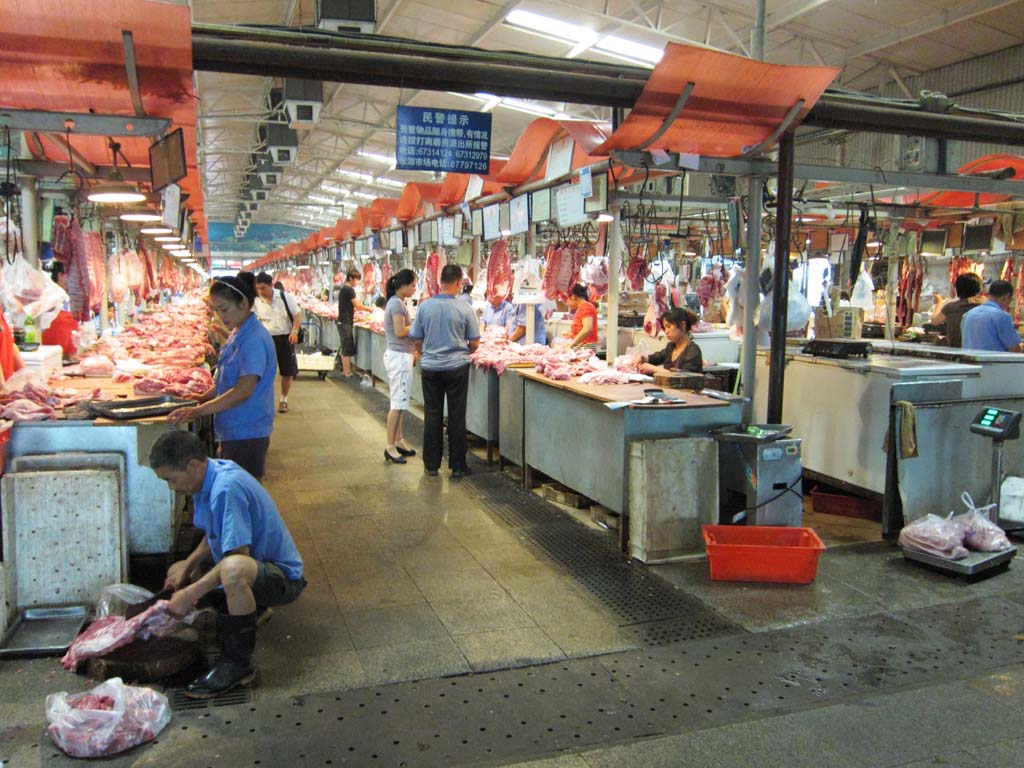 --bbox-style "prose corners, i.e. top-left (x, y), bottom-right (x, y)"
top-left (149, 430), bottom-right (306, 698)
